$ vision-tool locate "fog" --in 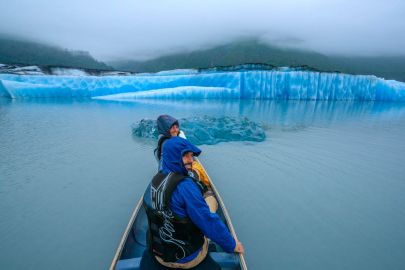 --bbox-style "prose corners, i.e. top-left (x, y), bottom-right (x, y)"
top-left (0, 0), bottom-right (404, 61)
